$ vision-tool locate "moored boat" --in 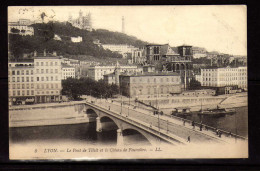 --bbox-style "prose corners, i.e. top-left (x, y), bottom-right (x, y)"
top-left (171, 107), bottom-right (192, 116)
